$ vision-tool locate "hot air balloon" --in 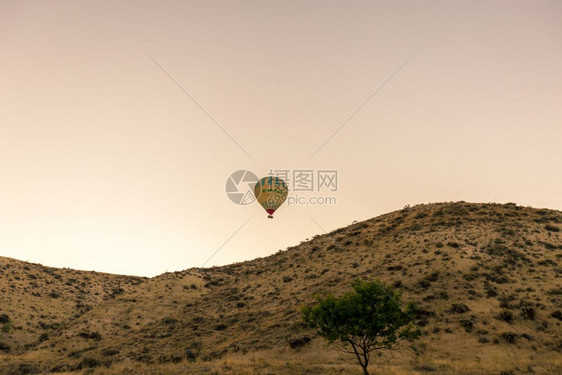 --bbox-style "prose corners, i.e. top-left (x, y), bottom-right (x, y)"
top-left (254, 176), bottom-right (288, 218)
